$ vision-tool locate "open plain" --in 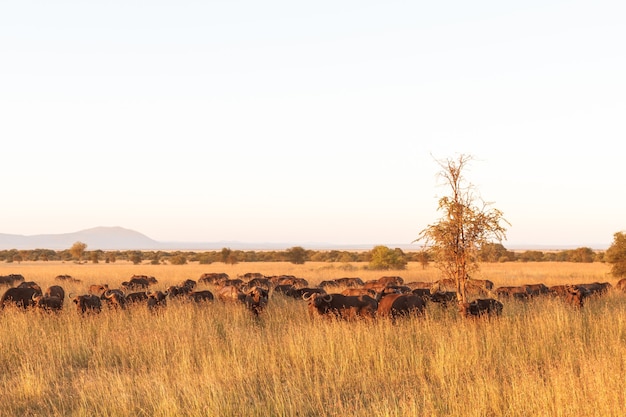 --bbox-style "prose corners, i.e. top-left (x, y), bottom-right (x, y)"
top-left (0, 260), bottom-right (624, 416)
